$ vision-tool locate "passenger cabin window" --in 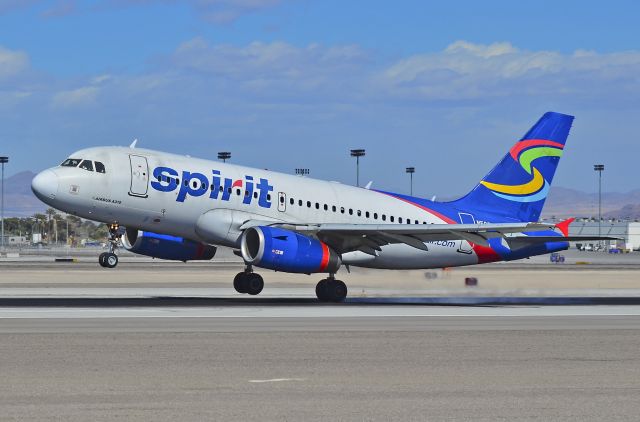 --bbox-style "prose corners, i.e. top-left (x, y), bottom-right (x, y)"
top-left (95, 161), bottom-right (106, 173)
top-left (61, 158), bottom-right (81, 167)
top-left (78, 160), bottom-right (94, 171)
